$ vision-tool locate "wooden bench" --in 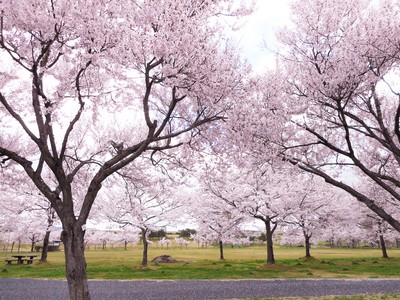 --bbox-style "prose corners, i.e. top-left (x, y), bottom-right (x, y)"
top-left (22, 258), bottom-right (36, 265)
top-left (4, 259), bottom-right (19, 265)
